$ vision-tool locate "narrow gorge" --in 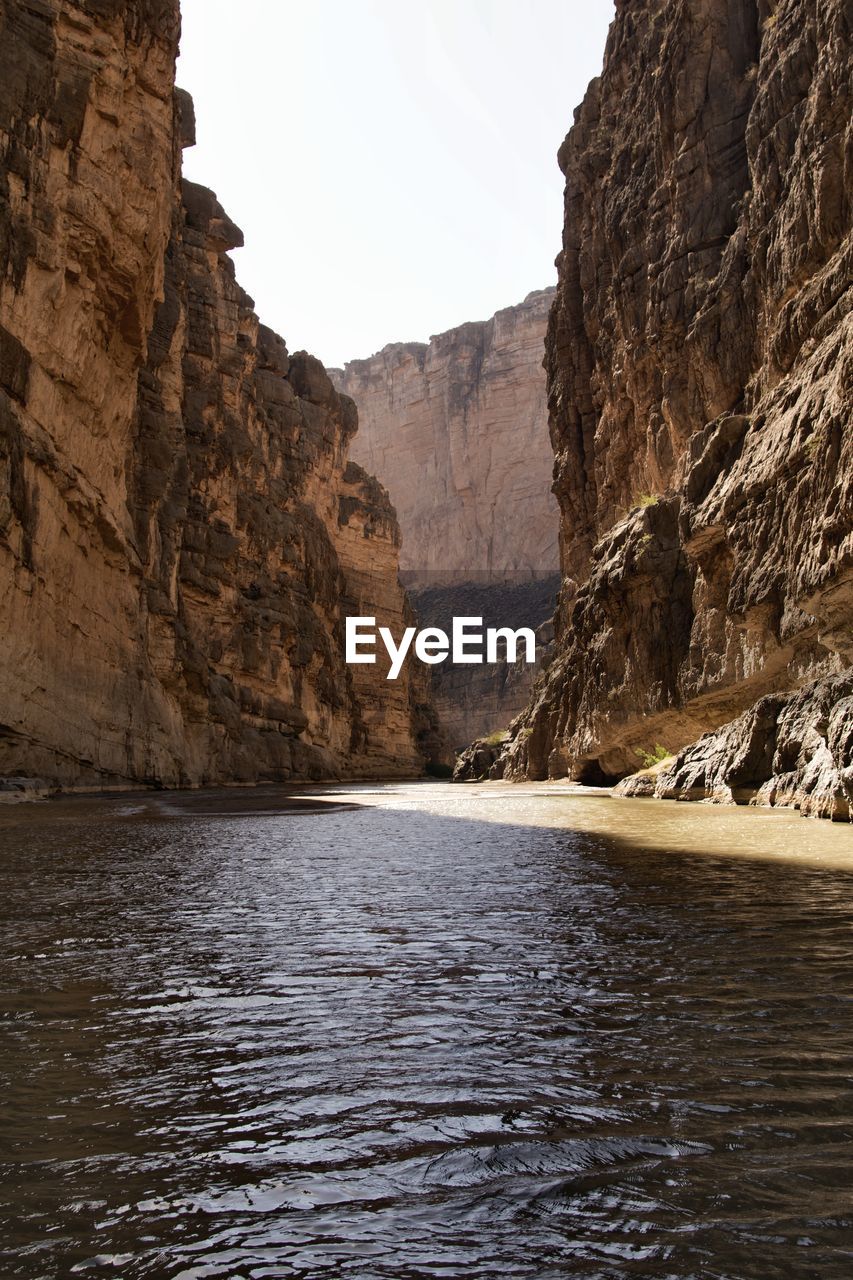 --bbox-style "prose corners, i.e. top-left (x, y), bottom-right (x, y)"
top-left (0, 0), bottom-right (437, 790)
top-left (4, 4), bottom-right (853, 1275)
